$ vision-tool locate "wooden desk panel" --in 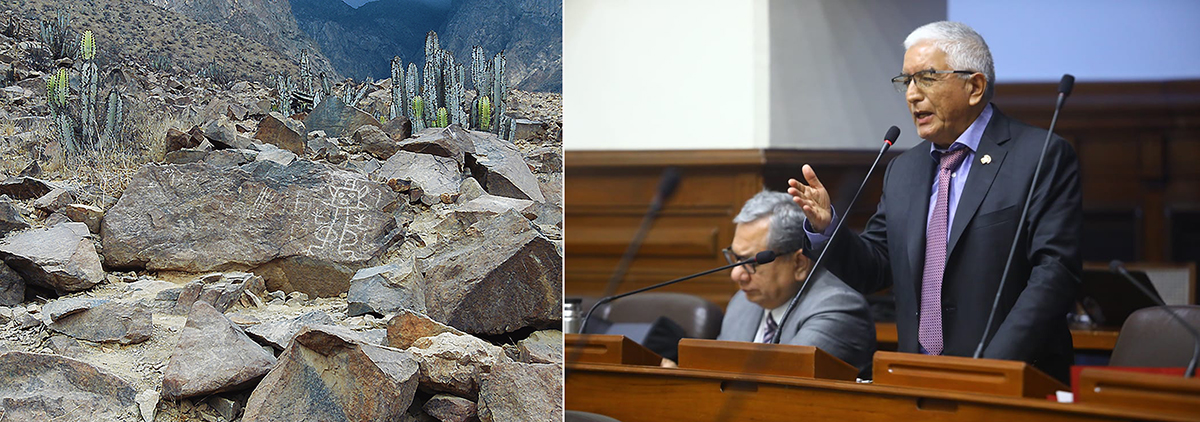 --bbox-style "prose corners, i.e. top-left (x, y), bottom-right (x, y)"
top-left (874, 322), bottom-right (1121, 352)
top-left (566, 362), bottom-right (1196, 422)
